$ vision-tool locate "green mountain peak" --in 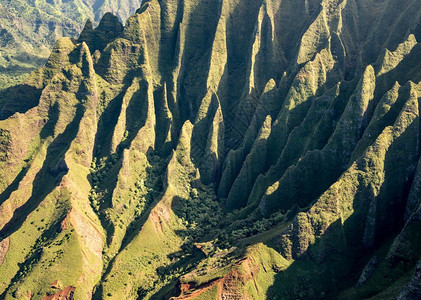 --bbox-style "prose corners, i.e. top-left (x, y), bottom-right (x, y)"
top-left (0, 0), bottom-right (421, 299)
